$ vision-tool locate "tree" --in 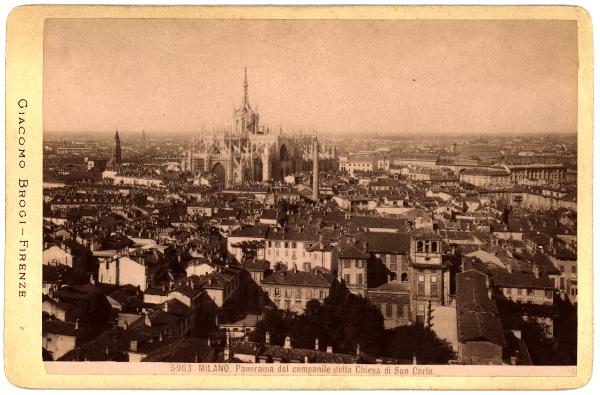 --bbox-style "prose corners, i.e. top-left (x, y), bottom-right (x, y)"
top-left (248, 308), bottom-right (294, 345)
top-left (384, 324), bottom-right (455, 364)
